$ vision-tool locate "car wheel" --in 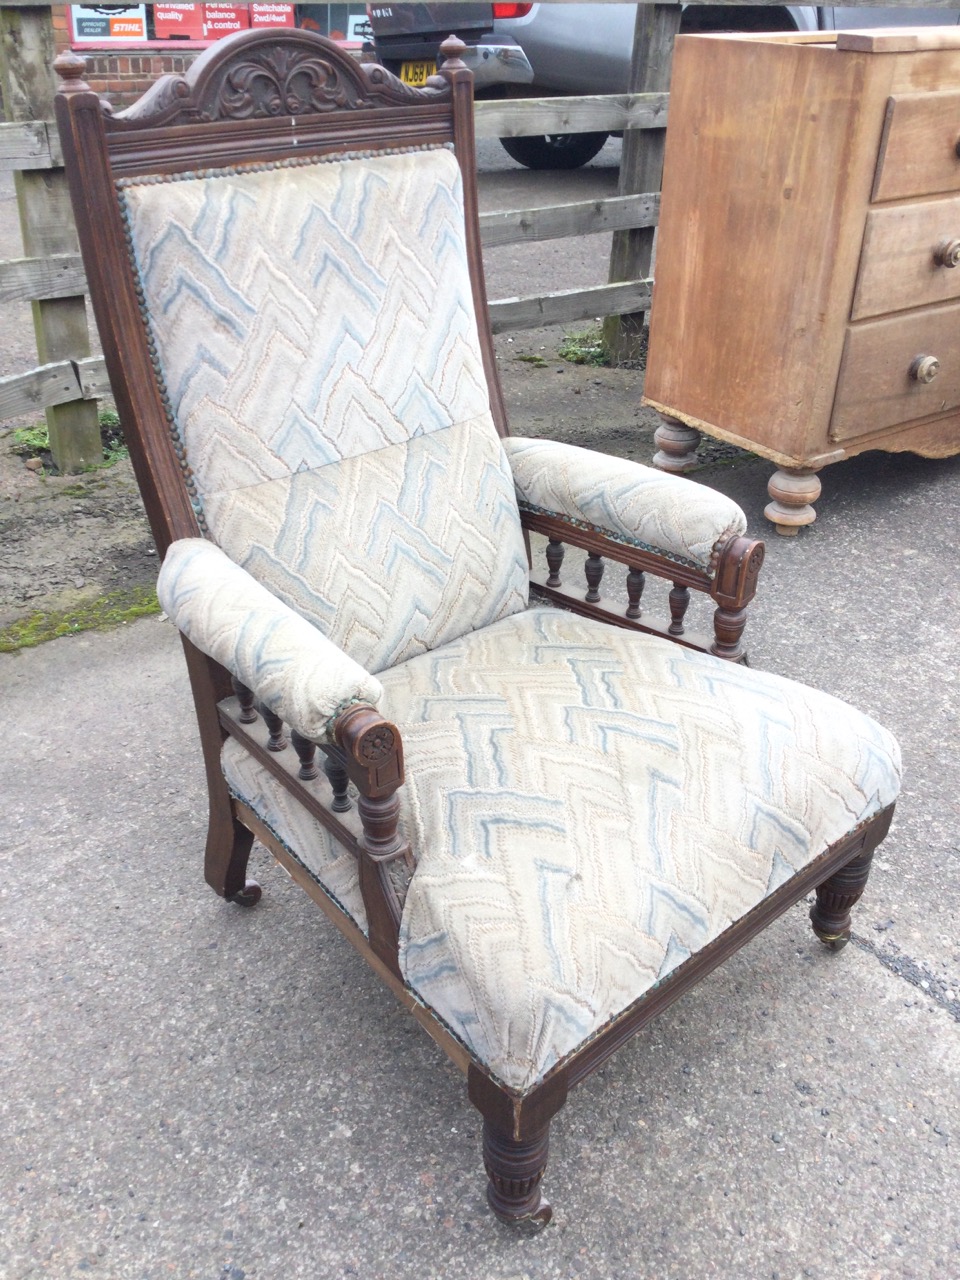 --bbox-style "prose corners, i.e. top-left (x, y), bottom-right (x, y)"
top-left (498, 132), bottom-right (609, 170)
